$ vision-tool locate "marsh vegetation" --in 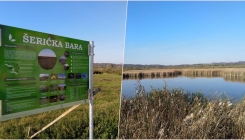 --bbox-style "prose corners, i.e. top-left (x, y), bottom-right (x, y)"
top-left (119, 82), bottom-right (245, 139)
top-left (123, 68), bottom-right (245, 80)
